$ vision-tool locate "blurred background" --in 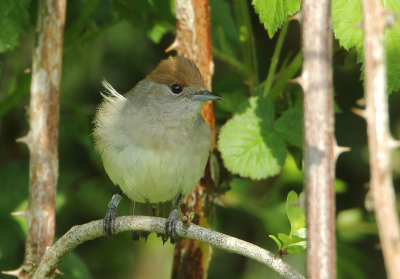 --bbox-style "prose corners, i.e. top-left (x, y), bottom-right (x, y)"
top-left (1, 0), bottom-right (399, 278)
